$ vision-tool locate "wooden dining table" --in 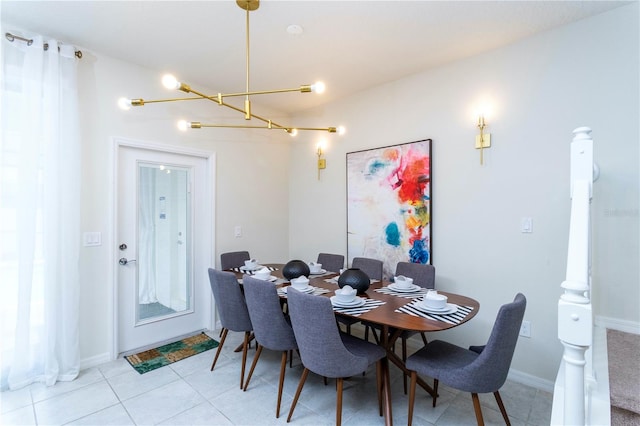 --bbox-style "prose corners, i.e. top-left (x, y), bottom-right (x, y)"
top-left (227, 263), bottom-right (480, 426)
